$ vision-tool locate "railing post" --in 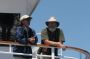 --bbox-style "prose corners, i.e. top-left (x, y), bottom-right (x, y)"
top-left (60, 48), bottom-right (63, 59)
top-left (40, 53), bottom-right (42, 59)
top-left (52, 47), bottom-right (55, 59)
top-left (80, 53), bottom-right (82, 59)
top-left (9, 44), bottom-right (12, 53)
